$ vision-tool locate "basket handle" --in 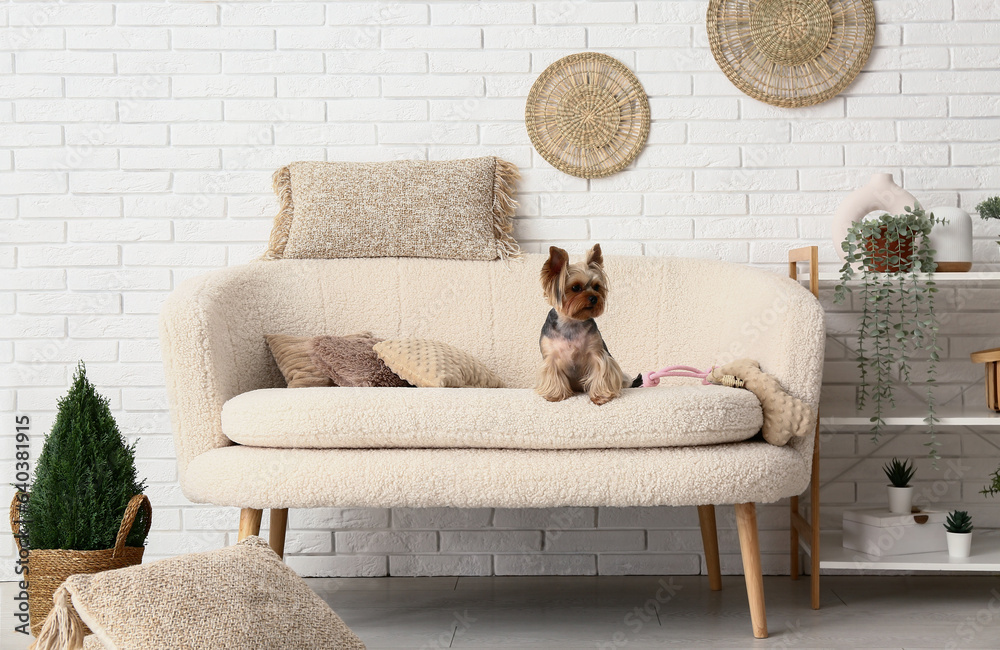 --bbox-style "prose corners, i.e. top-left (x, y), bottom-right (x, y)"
top-left (9, 492), bottom-right (25, 552)
top-left (8, 492), bottom-right (150, 557)
top-left (113, 494), bottom-right (152, 558)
